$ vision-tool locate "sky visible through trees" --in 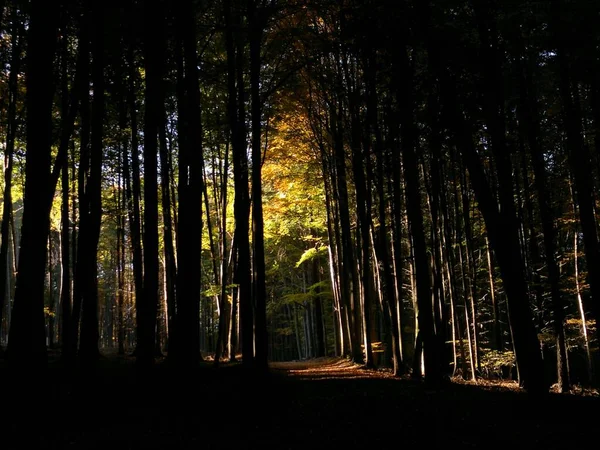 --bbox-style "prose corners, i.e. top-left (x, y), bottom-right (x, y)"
top-left (0, 0), bottom-right (600, 400)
